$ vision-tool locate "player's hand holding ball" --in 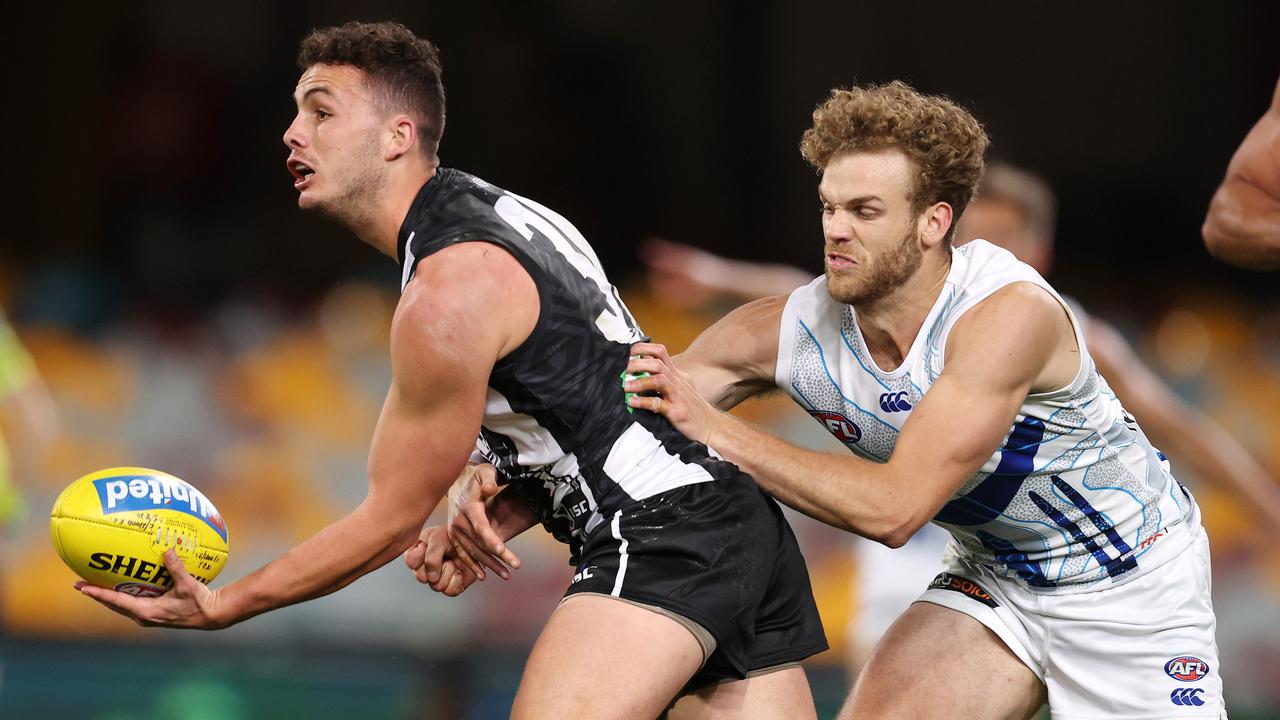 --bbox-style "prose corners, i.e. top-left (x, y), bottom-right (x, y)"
top-left (51, 467), bottom-right (232, 629)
